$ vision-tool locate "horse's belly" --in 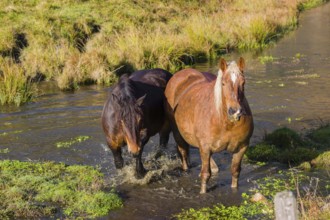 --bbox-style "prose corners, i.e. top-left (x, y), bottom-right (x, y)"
top-left (174, 99), bottom-right (204, 147)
